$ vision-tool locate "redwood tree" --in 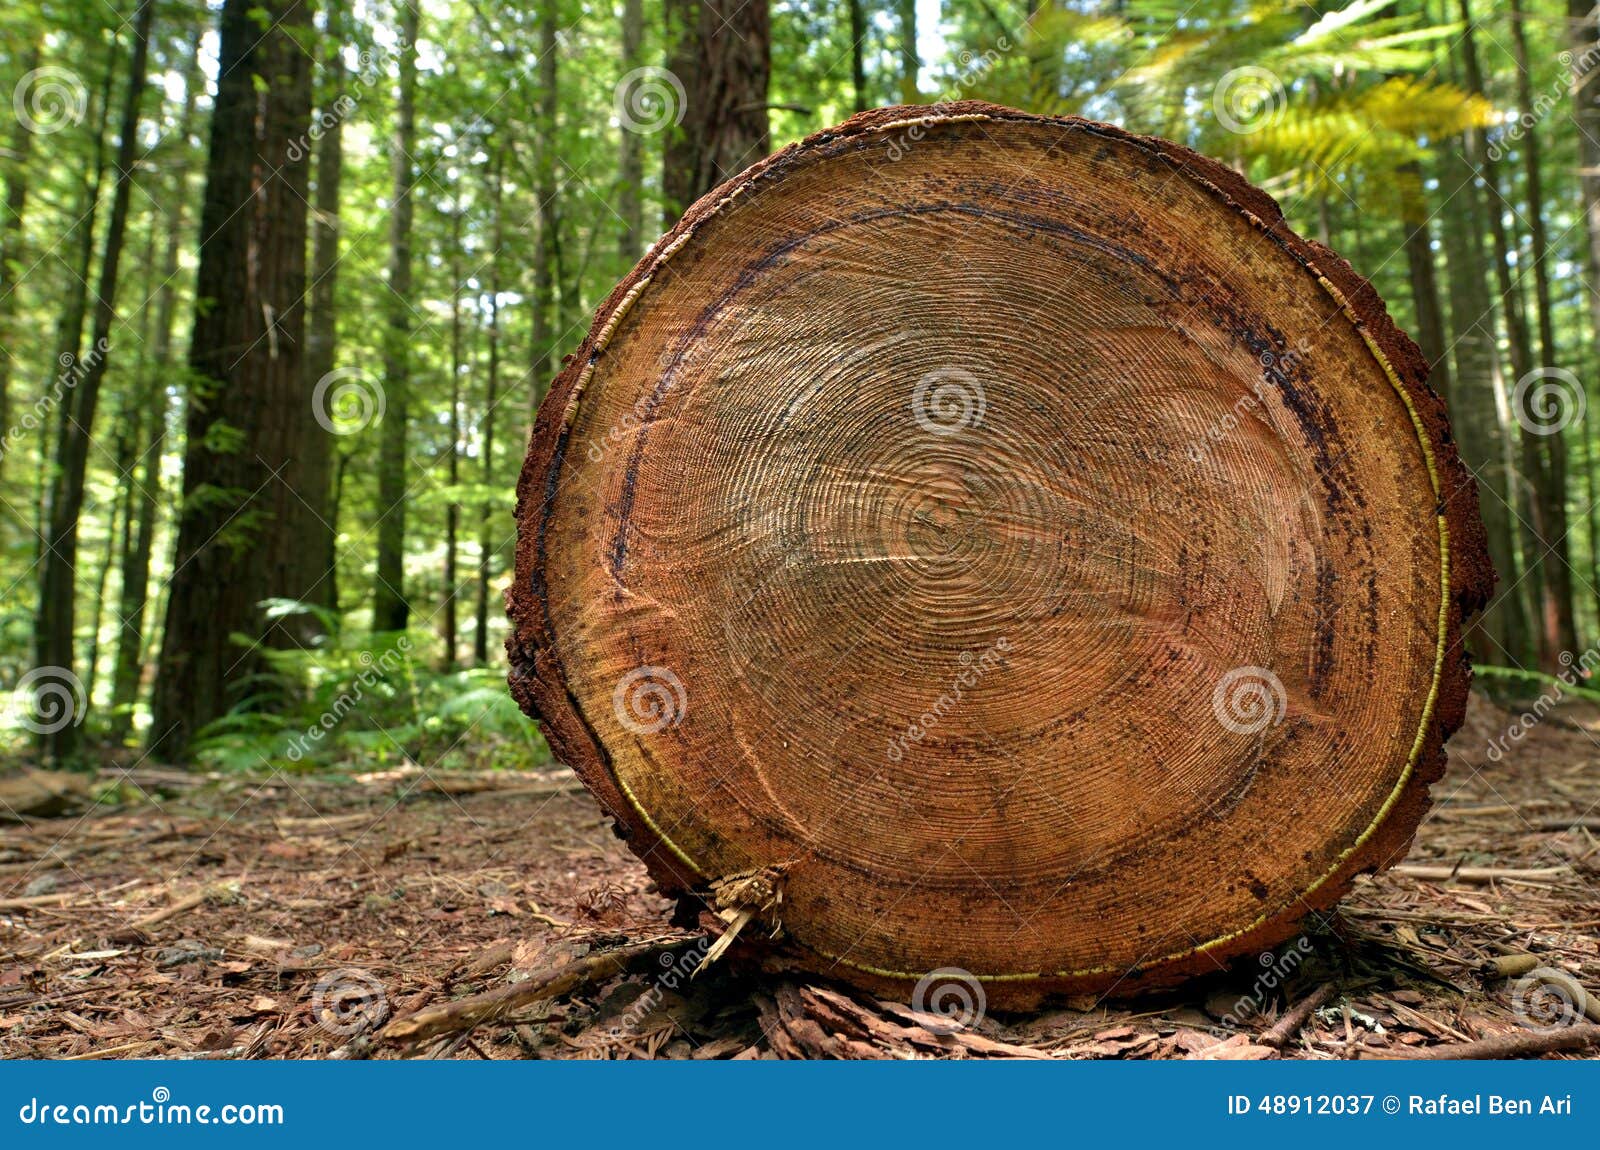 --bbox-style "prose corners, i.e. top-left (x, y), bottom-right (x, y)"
top-left (150, 0), bottom-right (316, 758)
